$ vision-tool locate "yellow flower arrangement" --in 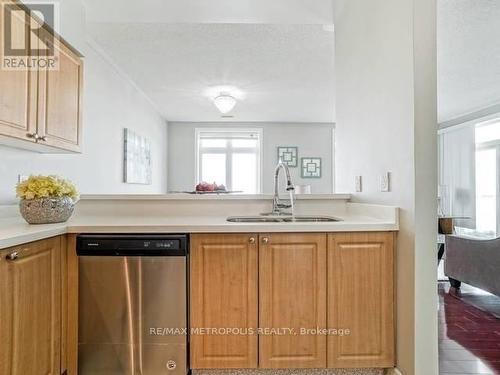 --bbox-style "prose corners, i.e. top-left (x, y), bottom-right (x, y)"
top-left (16, 175), bottom-right (79, 201)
